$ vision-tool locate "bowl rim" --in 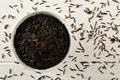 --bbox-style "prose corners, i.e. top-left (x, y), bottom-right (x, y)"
top-left (11, 11), bottom-right (72, 72)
